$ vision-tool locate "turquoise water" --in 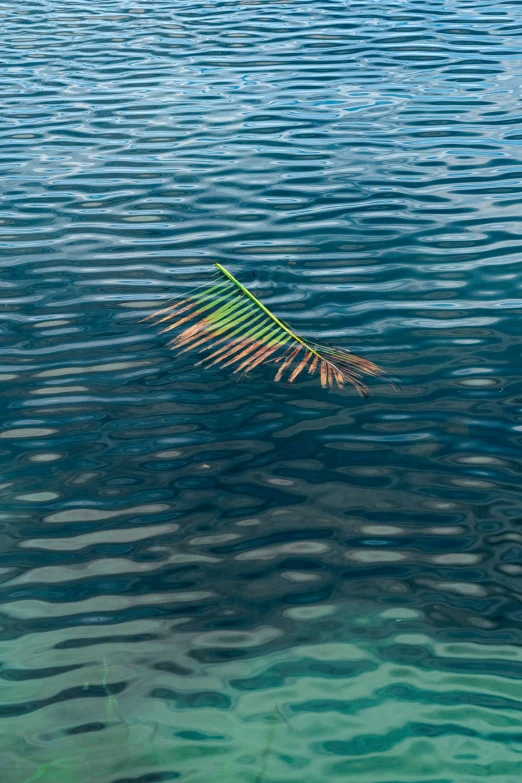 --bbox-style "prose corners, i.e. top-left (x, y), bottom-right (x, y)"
top-left (2, 1), bottom-right (522, 781)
